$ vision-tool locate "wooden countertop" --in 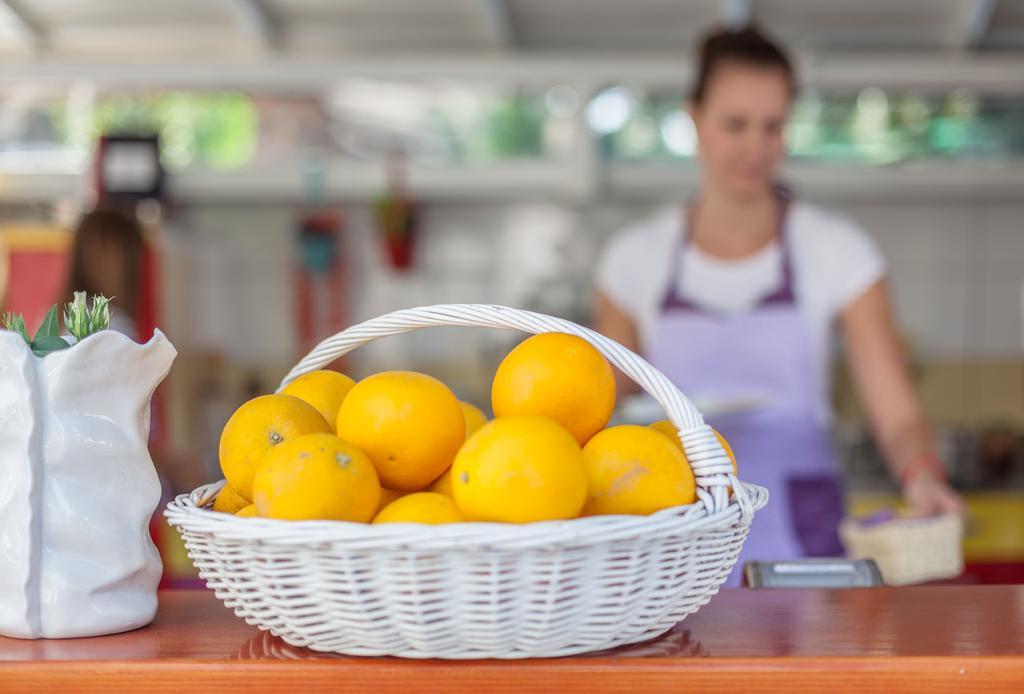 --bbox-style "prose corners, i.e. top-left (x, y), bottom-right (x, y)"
top-left (2, 586), bottom-right (1023, 692)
